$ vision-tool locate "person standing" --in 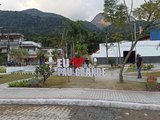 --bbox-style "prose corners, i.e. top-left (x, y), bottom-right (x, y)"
top-left (85, 58), bottom-right (89, 68)
top-left (136, 54), bottom-right (143, 79)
